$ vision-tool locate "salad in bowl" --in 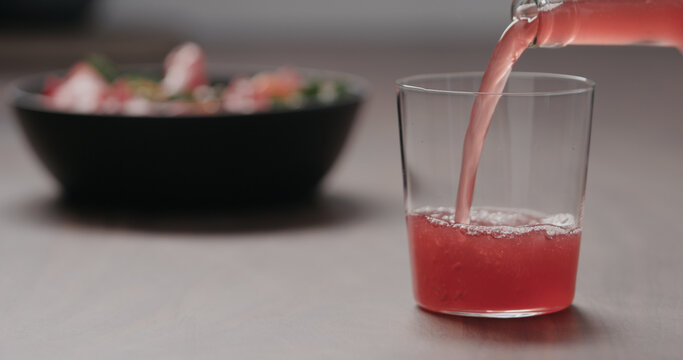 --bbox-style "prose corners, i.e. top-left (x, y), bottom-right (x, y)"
top-left (42, 42), bottom-right (352, 116)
